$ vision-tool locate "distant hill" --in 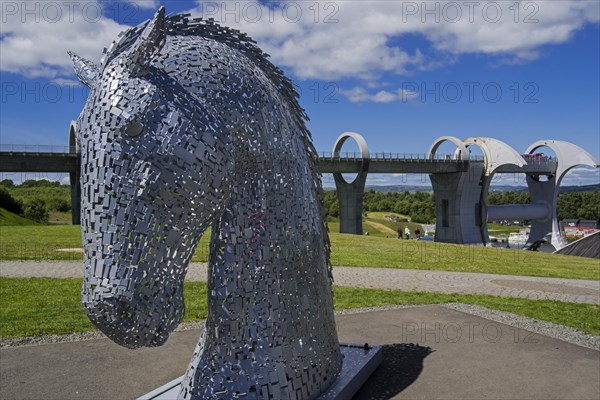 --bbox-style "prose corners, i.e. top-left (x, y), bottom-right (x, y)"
top-left (487, 184), bottom-right (599, 193)
top-left (365, 185), bottom-right (433, 193)
top-left (558, 184), bottom-right (600, 193)
top-left (356, 184), bottom-right (600, 193)
top-left (0, 208), bottom-right (39, 226)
